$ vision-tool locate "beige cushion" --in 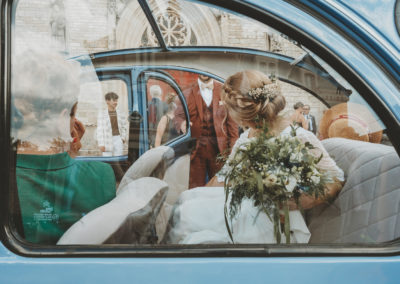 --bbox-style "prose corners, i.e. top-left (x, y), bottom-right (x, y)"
top-left (117, 146), bottom-right (172, 194)
top-left (308, 138), bottom-right (400, 243)
top-left (57, 177), bottom-right (168, 245)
